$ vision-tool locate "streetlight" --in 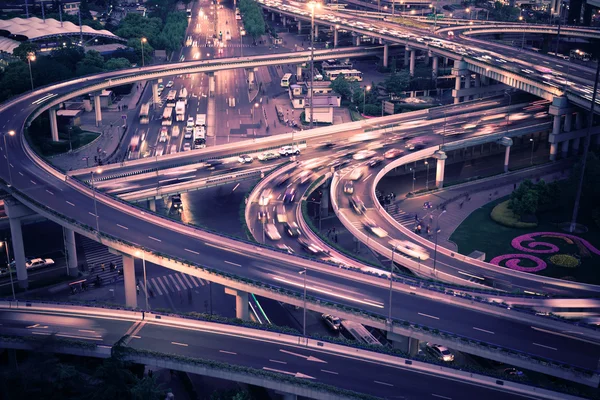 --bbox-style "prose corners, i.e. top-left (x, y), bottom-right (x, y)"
top-left (518, 15), bottom-right (526, 51)
top-left (307, 1), bottom-right (321, 129)
top-left (409, 167), bottom-right (415, 193)
top-left (424, 160), bottom-right (430, 190)
top-left (465, 7), bottom-right (471, 21)
top-left (141, 37), bottom-right (147, 67)
top-left (0, 240), bottom-right (16, 301)
top-left (529, 138), bottom-right (534, 166)
top-left (504, 91), bottom-right (512, 136)
top-left (3, 130), bottom-right (15, 187)
top-left (363, 85), bottom-right (371, 115)
top-left (252, 102), bottom-right (259, 140)
top-left (27, 53), bottom-right (36, 91)
top-left (432, 209), bottom-right (447, 274)
top-left (240, 29), bottom-right (246, 57)
top-left (429, 3), bottom-right (438, 31)
top-left (90, 168), bottom-right (102, 234)
top-left (299, 268), bottom-right (307, 337)
top-left (135, 250), bottom-right (149, 310)
top-left (388, 242), bottom-right (399, 322)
